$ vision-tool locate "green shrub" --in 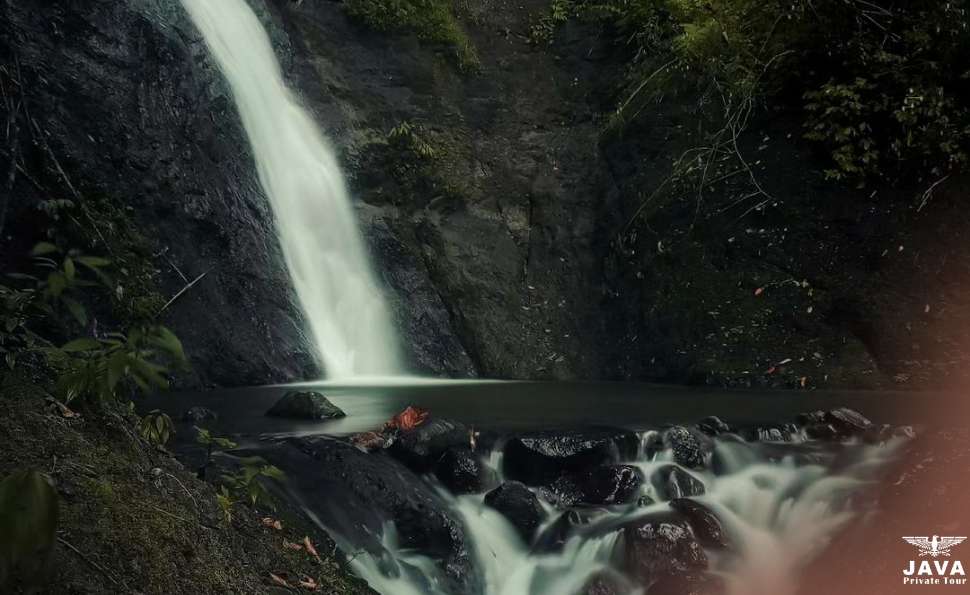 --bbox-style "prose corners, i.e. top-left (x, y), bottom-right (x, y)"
top-left (46, 326), bottom-right (186, 404)
top-left (539, 0), bottom-right (970, 188)
top-left (345, 0), bottom-right (479, 70)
